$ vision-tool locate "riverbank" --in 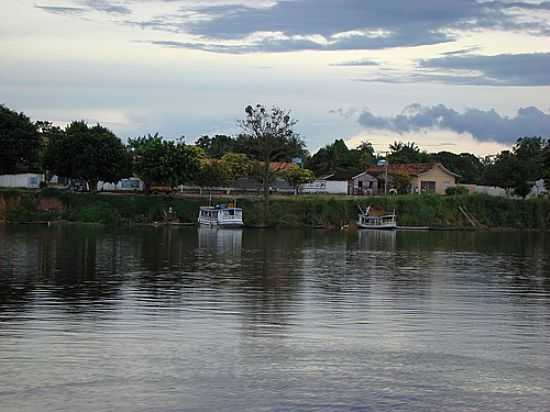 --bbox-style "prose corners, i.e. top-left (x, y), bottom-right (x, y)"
top-left (1, 189), bottom-right (549, 230)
